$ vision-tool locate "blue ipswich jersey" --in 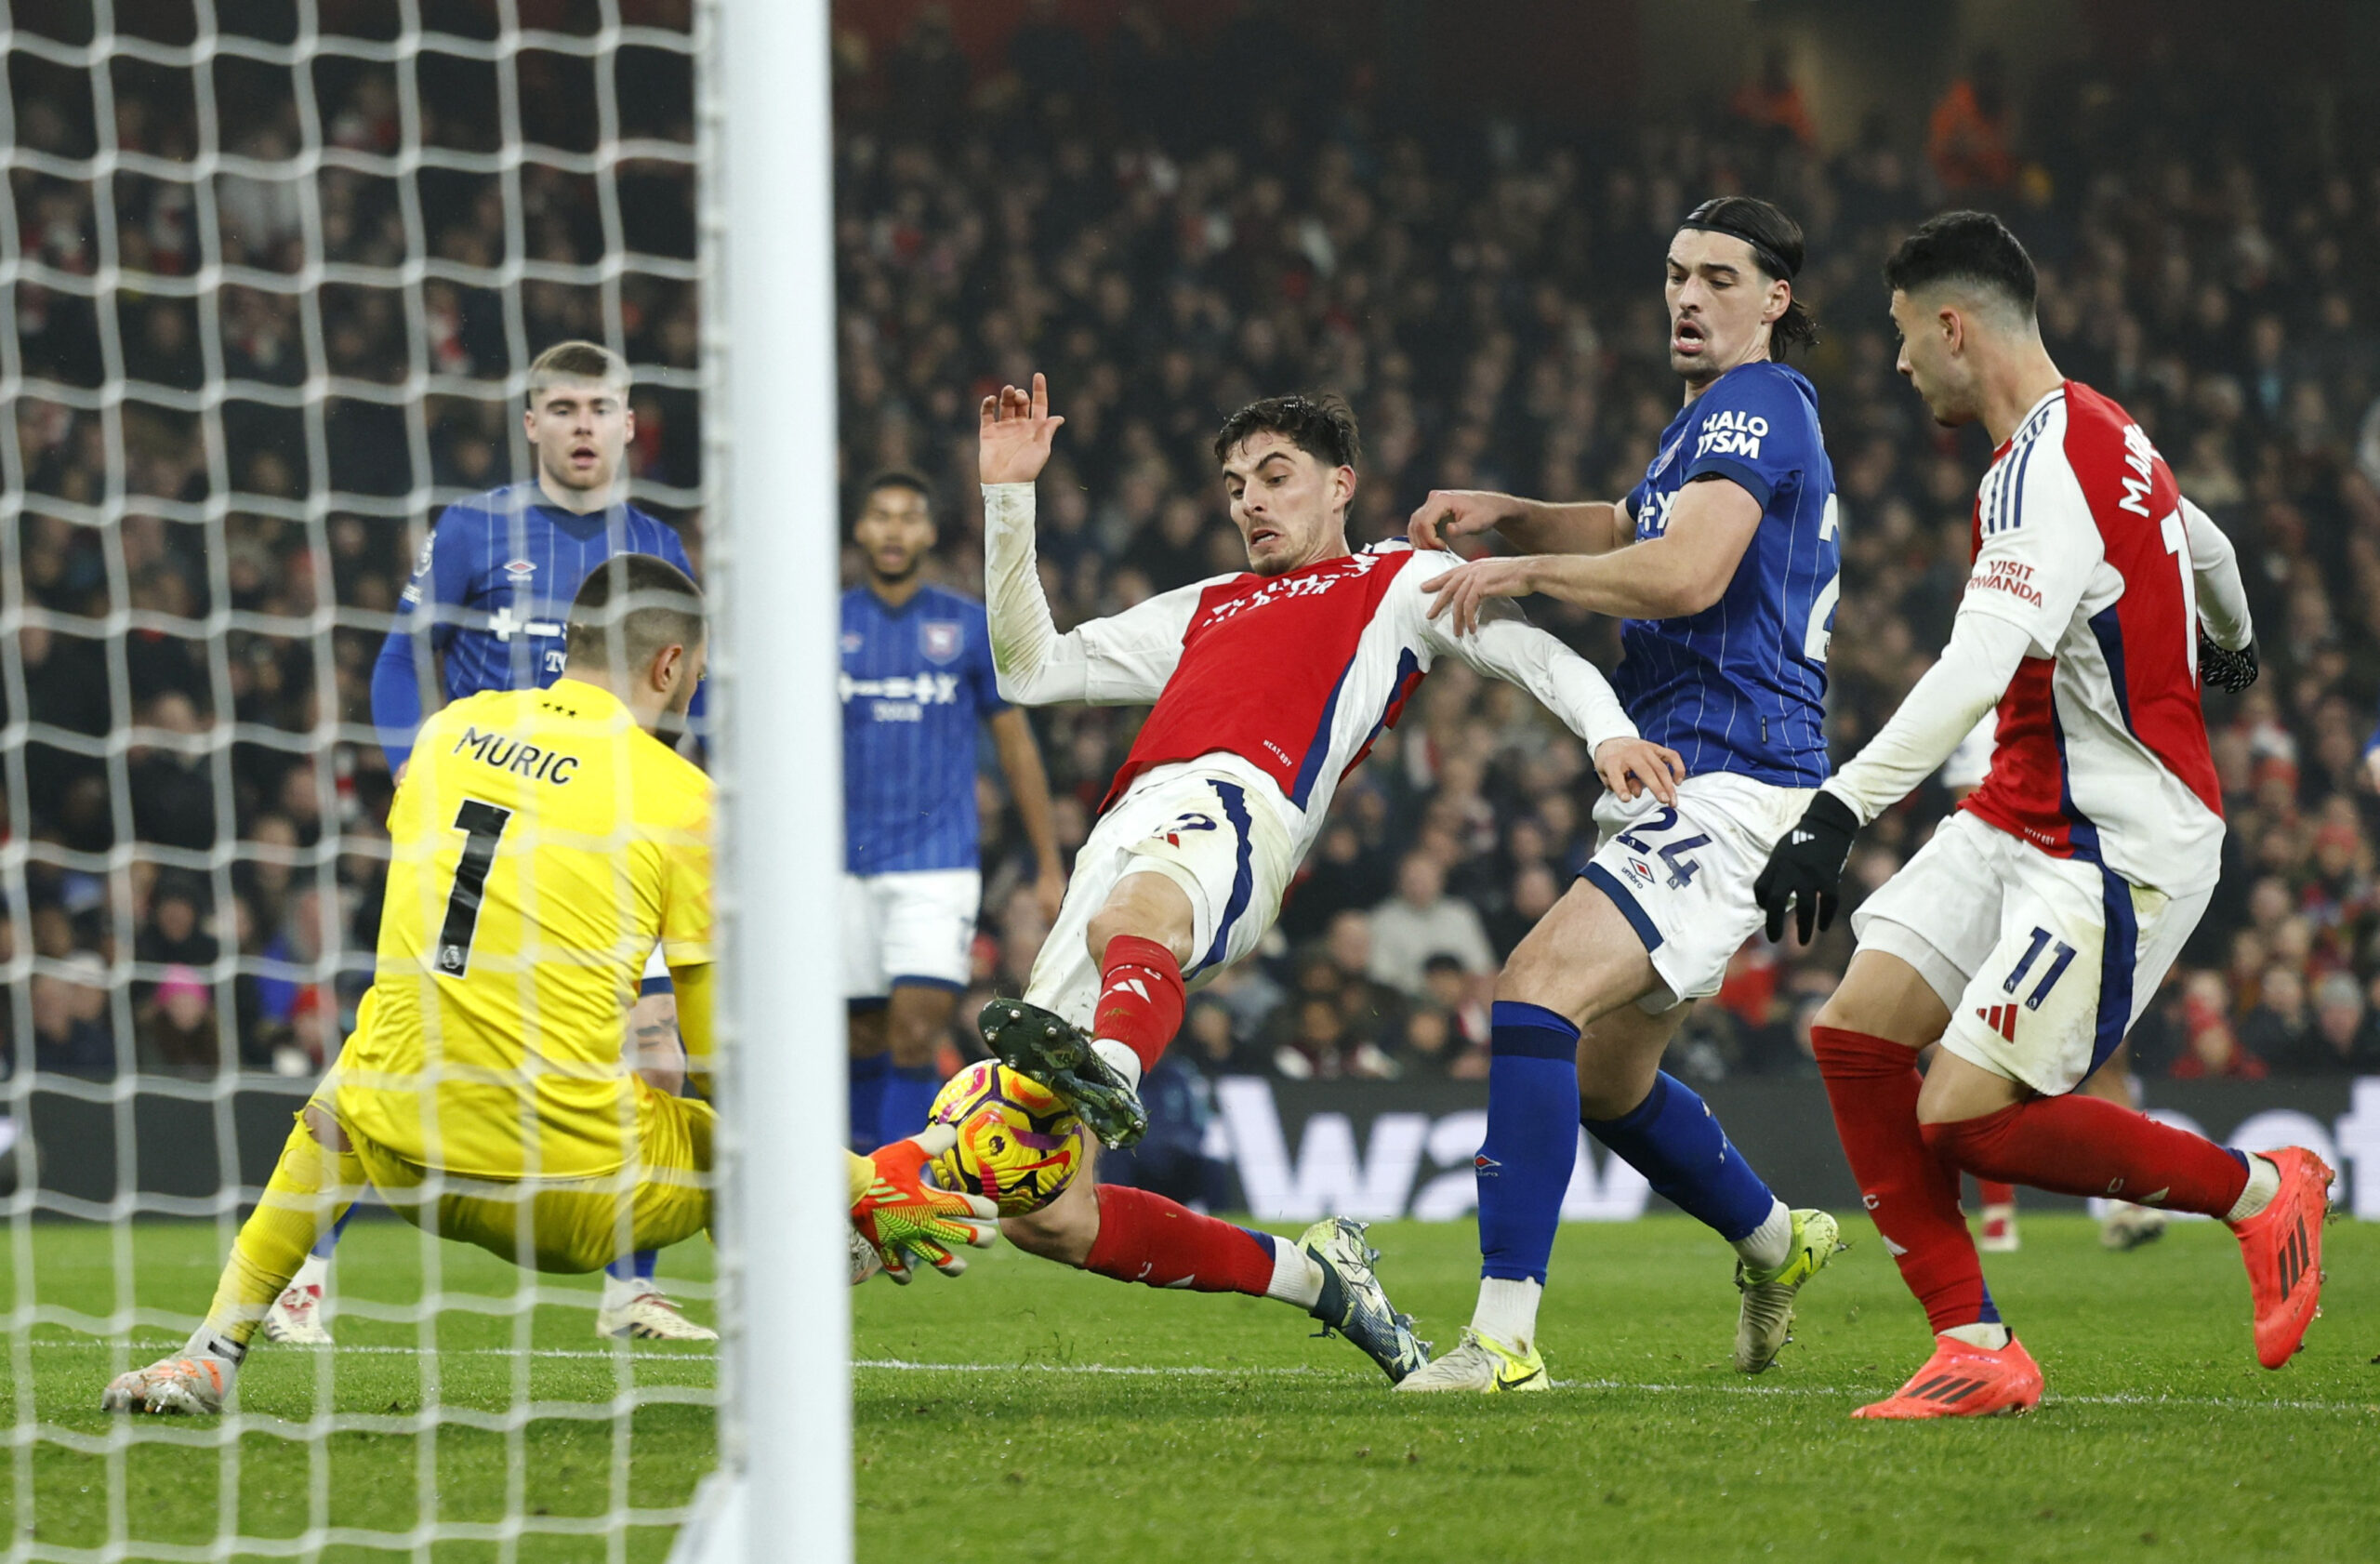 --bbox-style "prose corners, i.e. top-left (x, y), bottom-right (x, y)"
top-left (840, 584), bottom-right (1008, 875)
top-left (1617, 360), bottom-right (1839, 786)
top-left (373, 482), bottom-right (696, 767)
